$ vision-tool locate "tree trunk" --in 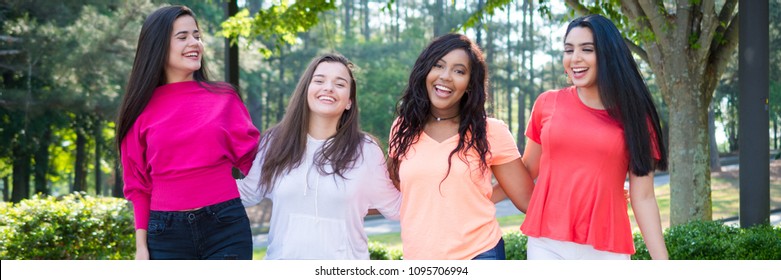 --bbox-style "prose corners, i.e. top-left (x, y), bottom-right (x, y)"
top-left (264, 71), bottom-right (272, 129)
top-left (361, 0), bottom-right (370, 40)
top-left (475, 0), bottom-right (484, 46)
top-left (2, 176), bottom-right (9, 202)
top-left (433, 0), bottom-right (444, 36)
top-left (33, 125), bottom-right (51, 195)
top-left (276, 51), bottom-right (286, 122)
top-left (94, 120), bottom-right (103, 196)
top-left (485, 14), bottom-right (495, 115)
top-left (113, 159), bottom-right (123, 198)
top-left (11, 146), bottom-right (31, 203)
top-left (343, 0), bottom-right (353, 41)
top-left (505, 6), bottom-right (513, 134)
top-left (73, 128), bottom-right (87, 193)
top-left (668, 85), bottom-right (713, 225)
top-left (247, 73), bottom-right (263, 130)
